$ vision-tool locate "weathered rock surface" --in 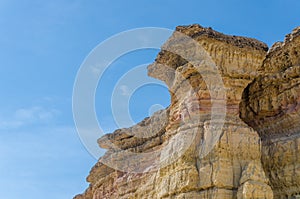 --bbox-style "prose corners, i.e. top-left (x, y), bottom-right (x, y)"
top-left (75, 25), bottom-right (300, 199)
top-left (240, 26), bottom-right (300, 198)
